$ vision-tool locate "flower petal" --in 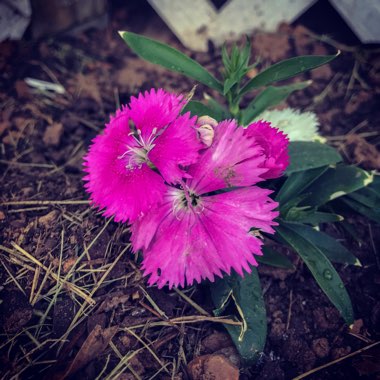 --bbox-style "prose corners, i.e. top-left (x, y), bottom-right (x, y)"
top-left (131, 186), bottom-right (278, 288)
top-left (83, 110), bottom-right (166, 222)
top-left (128, 88), bottom-right (185, 139)
top-left (149, 113), bottom-right (201, 184)
top-left (244, 120), bottom-right (289, 179)
top-left (187, 120), bottom-right (267, 194)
